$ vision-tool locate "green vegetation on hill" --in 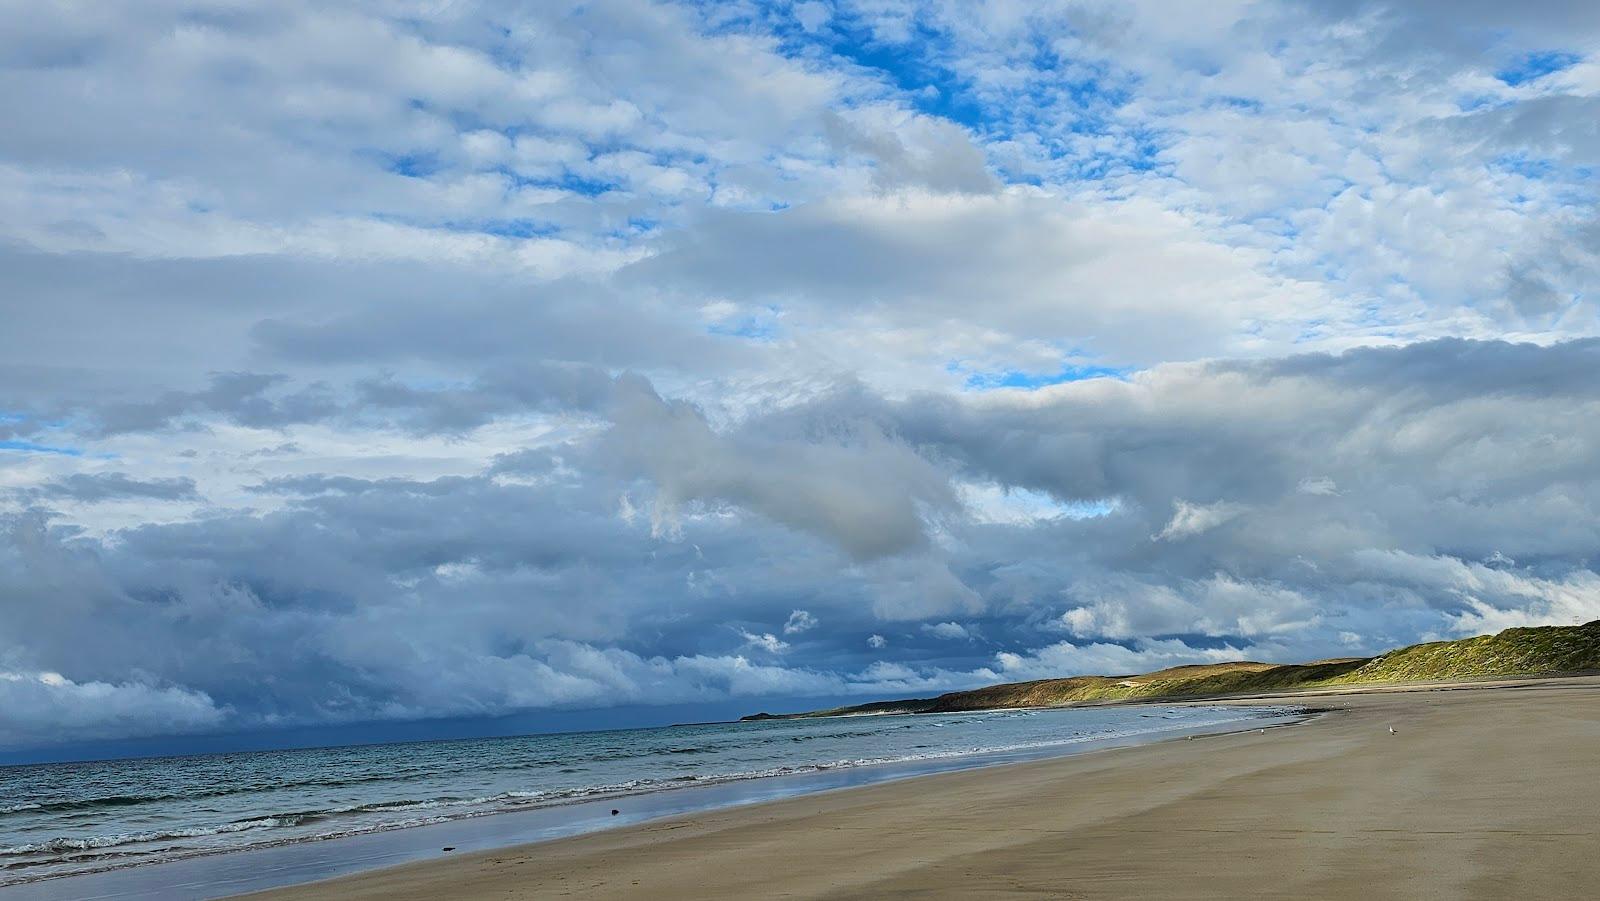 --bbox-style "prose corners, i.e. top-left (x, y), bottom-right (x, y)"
top-left (741, 620), bottom-right (1600, 721)
top-left (1329, 619), bottom-right (1600, 685)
